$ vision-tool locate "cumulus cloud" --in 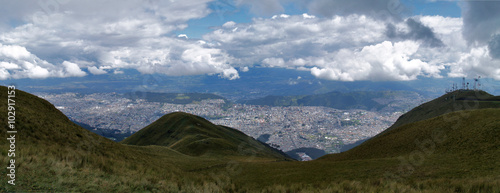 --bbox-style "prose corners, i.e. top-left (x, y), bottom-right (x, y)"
top-left (205, 12), bottom-right (500, 81)
top-left (311, 41), bottom-right (443, 81)
top-left (0, 43), bottom-right (87, 79)
top-left (449, 46), bottom-right (500, 80)
top-left (62, 61), bottom-right (87, 77)
top-left (88, 66), bottom-right (107, 75)
top-left (1, 0), bottom-right (499, 82)
top-left (0, 0), bottom-right (239, 80)
top-left (205, 14), bottom-right (387, 67)
top-left (206, 14), bottom-right (444, 81)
